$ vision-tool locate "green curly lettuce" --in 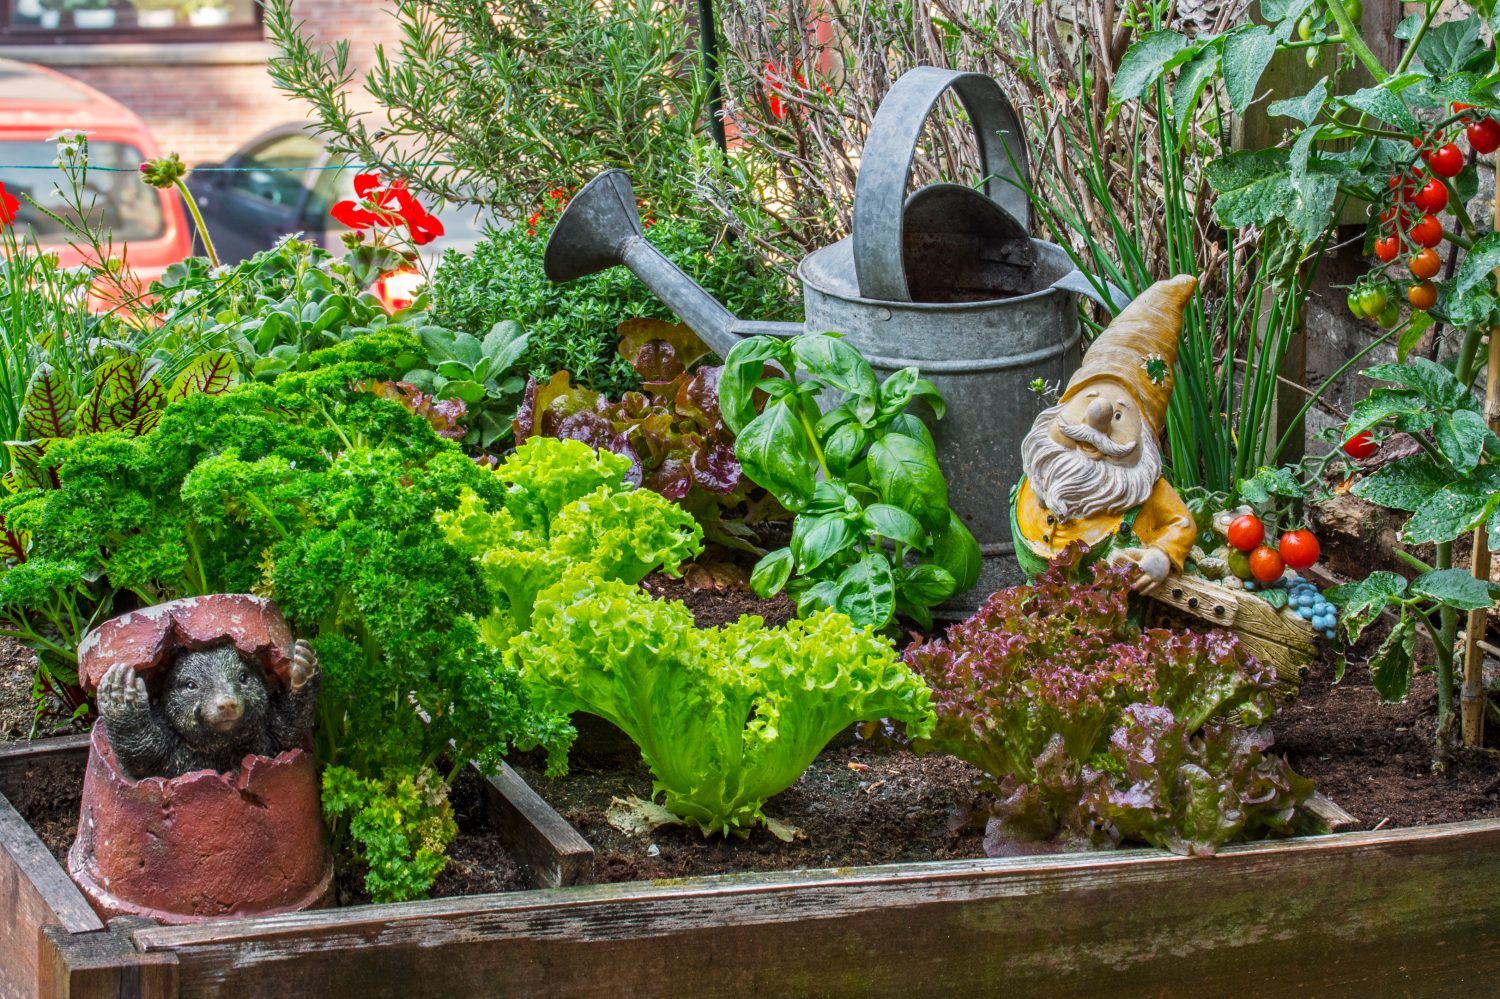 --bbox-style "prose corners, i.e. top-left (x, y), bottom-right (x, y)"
top-left (438, 437), bottom-right (703, 637)
top-left (513, 571), bottom-right (936, 836)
